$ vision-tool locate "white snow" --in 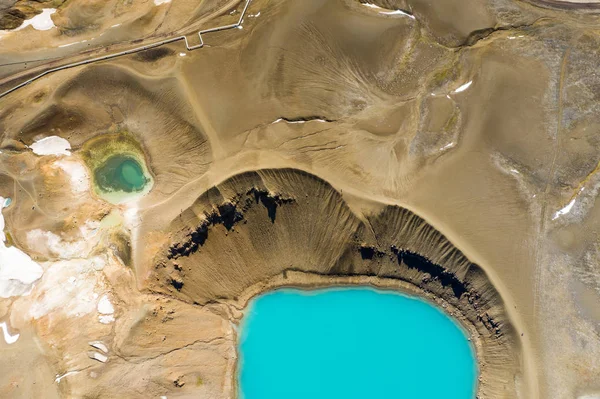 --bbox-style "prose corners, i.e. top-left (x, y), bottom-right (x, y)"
top-left (0, 321), bottom-right (20, 344)
top-left (440, 142), bottom-right (455, 151)
top-left (270, 118), bottom-right (328, 125)
top-left (89, 341), bottom-right (108, 353)
top-left (0, 245), bottom-right (43, 298)
top-left (361, 3), bottom-right (415, 19)
top-left (15, 8), bottom-right (56, 32)
top-left (552, 198), bottom-right (576, 220)
top-left (89, 351), bottom-right (108, 363)
top-left (0, 196), bottom-right (44, 298)
top-left (379, 9), bottom-right (415, 18)
top-left (154, 0), bottom-right (171, 5)
top-left (30, 136), bottom-right (71, 156)
top-left (98, 315), bottom-right (115, 324)
top-left (55, 370), bottom-right (80, 384)
top-left (453, 81), bottom-right (473, 94)
top-left (97, 295), bottom-right (114, 315)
